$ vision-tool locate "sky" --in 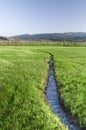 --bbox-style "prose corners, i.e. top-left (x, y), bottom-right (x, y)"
top-left (0, 0), bottom-right (86, 36)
